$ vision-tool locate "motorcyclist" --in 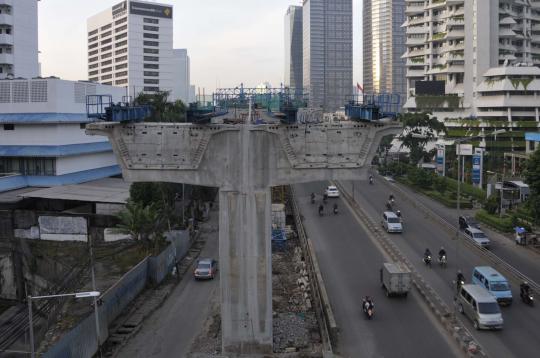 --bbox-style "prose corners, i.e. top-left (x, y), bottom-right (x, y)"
top-left (386, 201), bottom-right (393, 211)
top-left (333, 203), bottom-right (338, 214)
top-left (323, 193), bottom-right (328, 203)
top-left (520, 281), bottom-right (531, 297)
top-left (456, 270), bottom-right (465, 290)
top-left (424, 248), bottom-right (432, 259)
top-left (318, 204), bottom-right (324, 216)
top-left (396, 210), bottom-right (402, 218)
top-left (423, 248), bottom-right (432, 265)
top-left (438, 246), bottom-right (446, 260)
top-left (310, 192), bottom-right (315, 203)
top-left (369, 175), bottom-right (373, 184)
top-left (363, 296), bottom-right (374, 312)
top-left (389, 194), bottom-right (395, 203)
